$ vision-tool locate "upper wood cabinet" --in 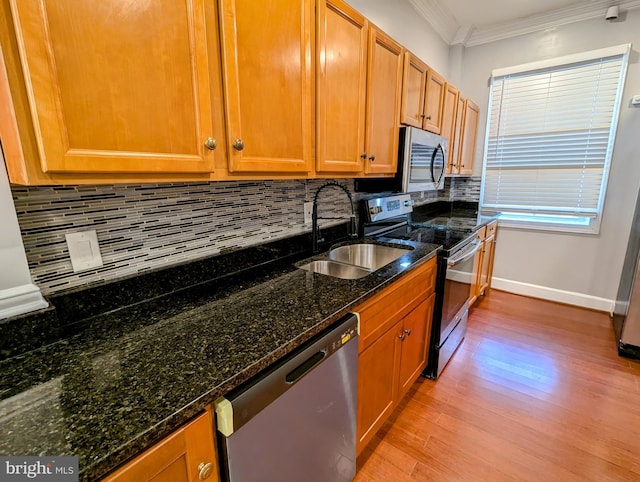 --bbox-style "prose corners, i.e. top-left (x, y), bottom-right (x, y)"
top-left (3, 0), bottom-right (219, 182)
top-left (102, 409), bottom-right (219, 482)
top-left (399, 52), bottom-right (445, 134)
top-left (317, 11), bottom-right (403, 176)
top-left (219, 0), bottom-right (313, 173)
top-left (363, 26), bottom-right (403, 175)
top-left (399, 52), bottom-right (428, 129)
top-left (423, 69), bottom-right (445, 134)
top-left (458, 98), bottom-right (480, 176)
top-left (442, 83), bottom-right (459, 175)
top-left (316, 0), bottom-right (367, 173)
